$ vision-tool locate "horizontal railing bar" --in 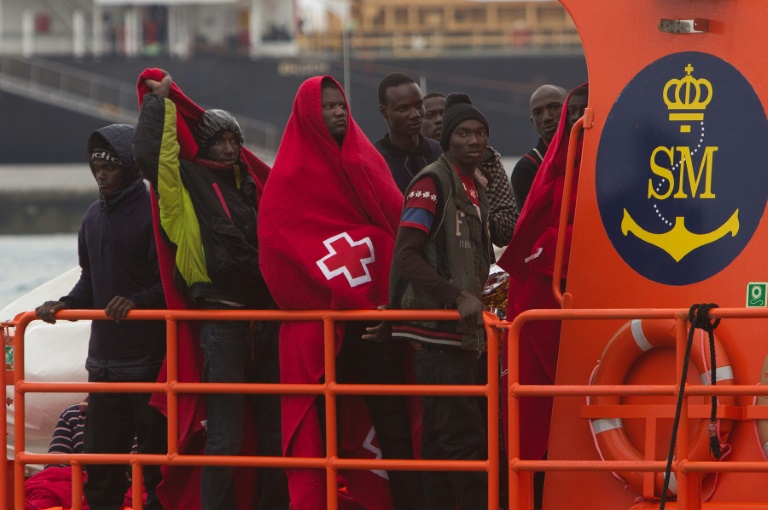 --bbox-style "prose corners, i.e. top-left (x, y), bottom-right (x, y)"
top-left (17, 453), bottom-right (488, 471)
top-left (15, 381), bottom-right (488, 397)
top-left (15, 309), bottom-right (463, 323)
